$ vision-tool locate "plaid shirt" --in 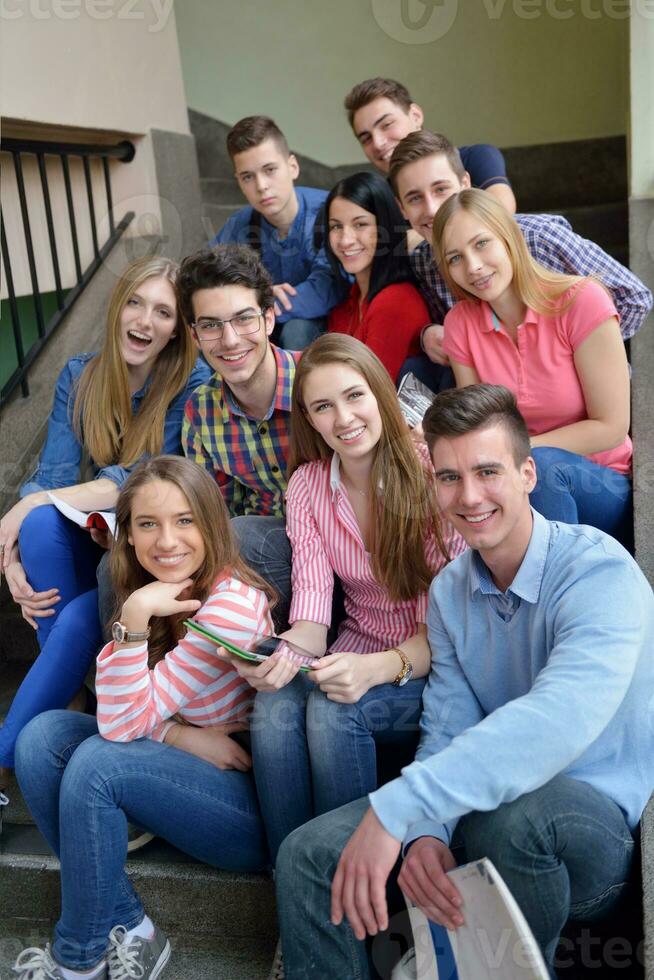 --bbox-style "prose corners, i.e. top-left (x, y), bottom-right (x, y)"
top-left (182, 345), bottom-right (300, 517)
top-left (412, 212), bottom-right (652, 340)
